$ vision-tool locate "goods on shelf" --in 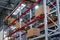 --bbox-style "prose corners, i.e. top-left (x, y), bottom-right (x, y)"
top-left (15, 22), bottom-right (26, 30)
top-left (3, 16), bottom-right (26, 28)
top-left (25, 0), bottom-right (37, 7)
top-left (35, 5), bottom-right (50, 17)
top-left (8, 18), bottom-right (16, 26)
top-left (15, 22), bottom-right (20, 28)
top-left (27, 28), bottom-right (40, 38)
top-left (37, 15), bottom-right (57, 31)
top-left (3, 16), bottom-right (9, 22)
top-left (3, 16), bottom-right (16, 25)
top-left (8, 17), bottom-right (27, 27)
top-left (21, 22), bottom-right (26, 27)
top-left (25, 1), bottom-right (33, 6)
